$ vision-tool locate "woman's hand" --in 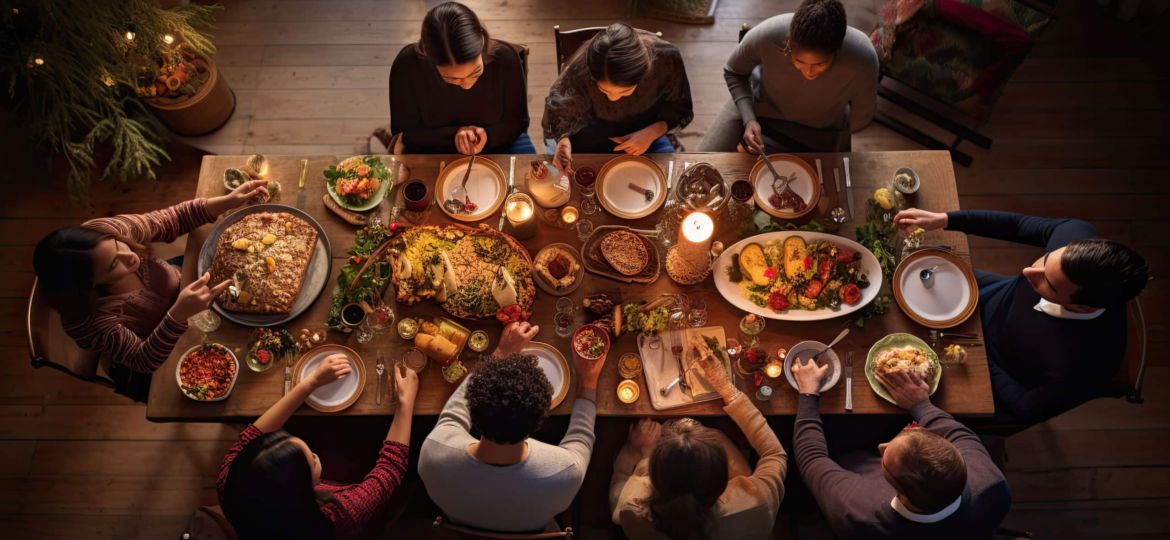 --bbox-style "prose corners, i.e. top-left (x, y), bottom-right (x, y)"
top-left (629, 418), bottom-right (662, 458)
top-left (741, 120), bottom-right (764, 155)
top-left (553, 137), bottom-right (573, 173)
top-left (791, 357), bottom-right (830, 395)
top-left (693, 348), bottom-right (737, 403)
top-left (169, 272), bottom-right (232, 321)
top-left (610, 122), bottom-right (667, 156)
top-left (494, 321), bottom-right (539, 358)
top-left (455, 126), bottom-right (487, 155)
top-left (893, 208), bottom-right (948, 234)
top-left (207, 180), bottom-right (269, 215)
top-left (394, 363), bottom-right (419, 410)
top-left (304, 354), bottom-right (352, 389)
